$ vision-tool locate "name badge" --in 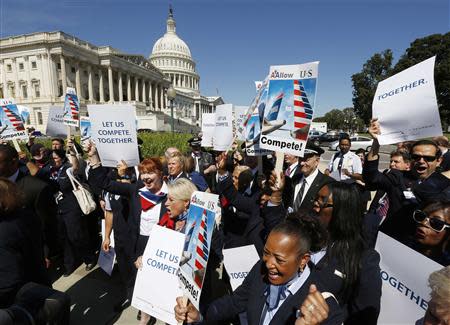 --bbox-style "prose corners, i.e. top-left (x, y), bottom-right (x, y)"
top-left (403, 190), bottom-right (416, 200)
